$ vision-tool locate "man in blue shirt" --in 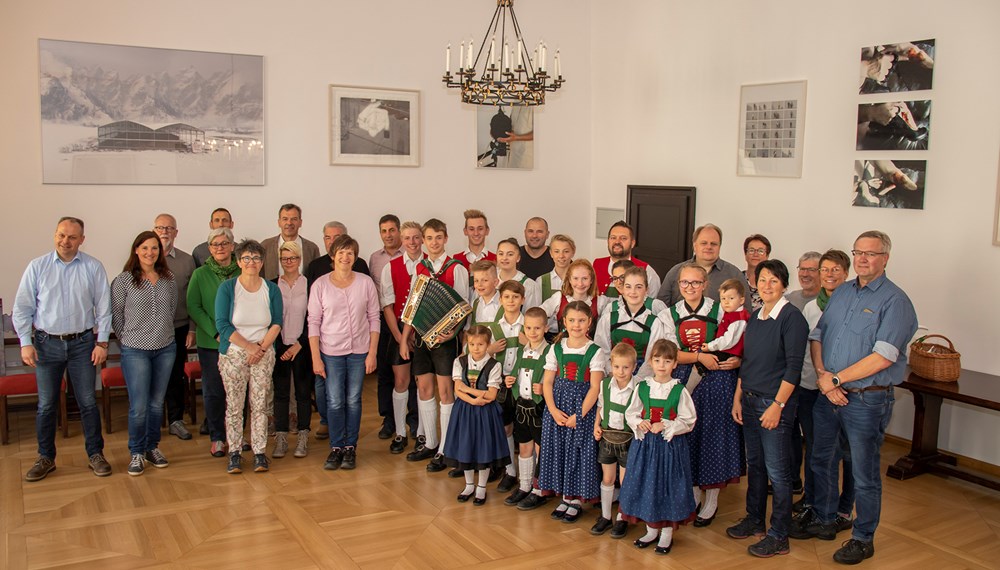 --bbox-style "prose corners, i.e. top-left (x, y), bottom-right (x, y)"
top-left (13, 217), bottom-right (113, 481)
top-left (795, 230), bottom-right (917, 565)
